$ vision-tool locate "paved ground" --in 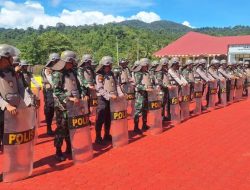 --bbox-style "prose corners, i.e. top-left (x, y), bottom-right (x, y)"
top-left (1, 97), bottom-right (250, 190)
